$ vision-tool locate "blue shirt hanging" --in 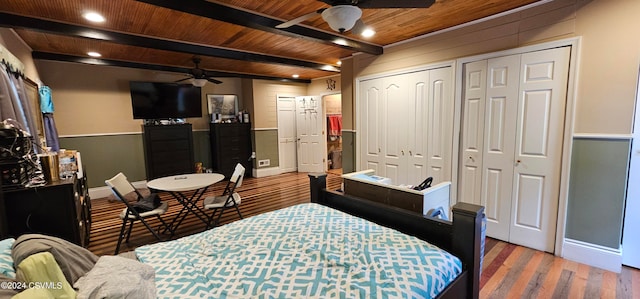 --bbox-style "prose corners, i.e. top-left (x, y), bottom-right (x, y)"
top-left (39, 85), bottom-right (54, 113)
